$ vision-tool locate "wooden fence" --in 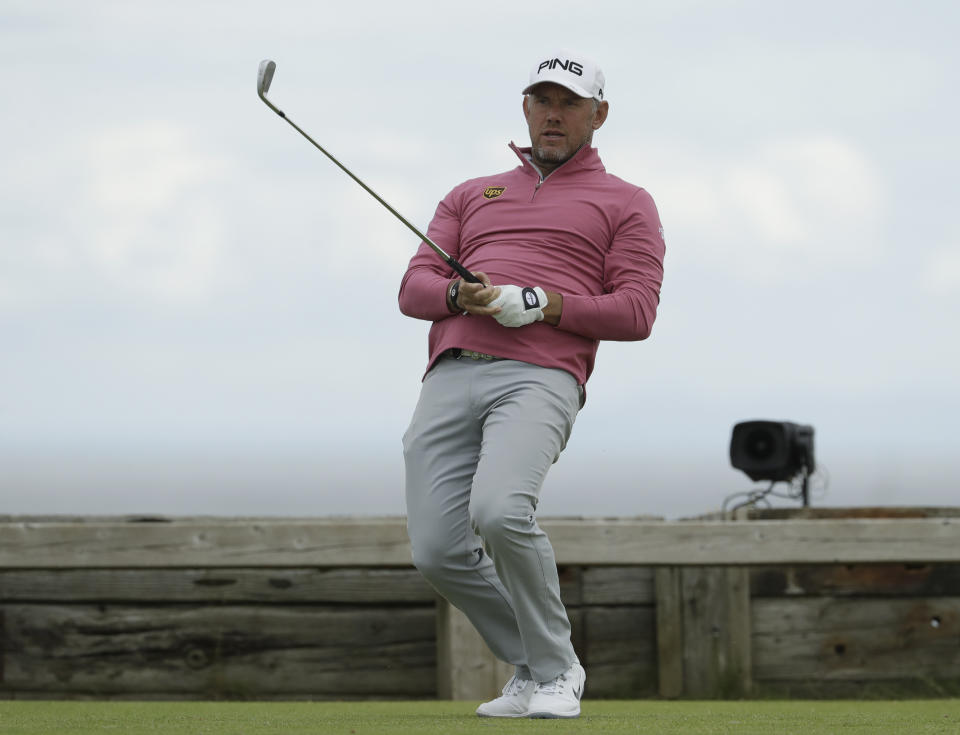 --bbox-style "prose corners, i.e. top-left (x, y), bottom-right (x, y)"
top-left (1, 510), bottom-right (959, 700)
